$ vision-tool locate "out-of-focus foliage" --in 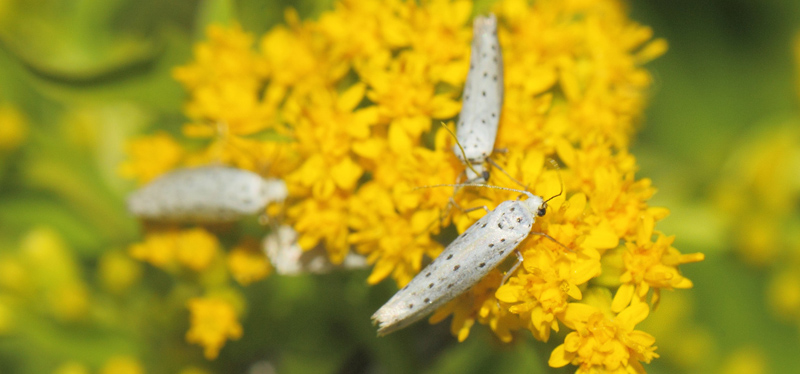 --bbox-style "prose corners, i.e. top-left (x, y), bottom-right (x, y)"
top-left (0, 0), bottom-right (800, 373)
